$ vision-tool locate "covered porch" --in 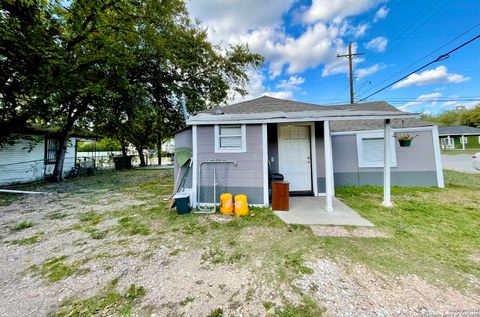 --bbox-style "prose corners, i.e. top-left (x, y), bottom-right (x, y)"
top-left (273, 196), bottom-right (373, 226)
top-left (266, 119), bottom-right (396, 213)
